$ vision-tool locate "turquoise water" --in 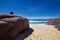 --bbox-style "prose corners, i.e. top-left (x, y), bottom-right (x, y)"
top-left (29, 19), bottom-right (49, 24)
